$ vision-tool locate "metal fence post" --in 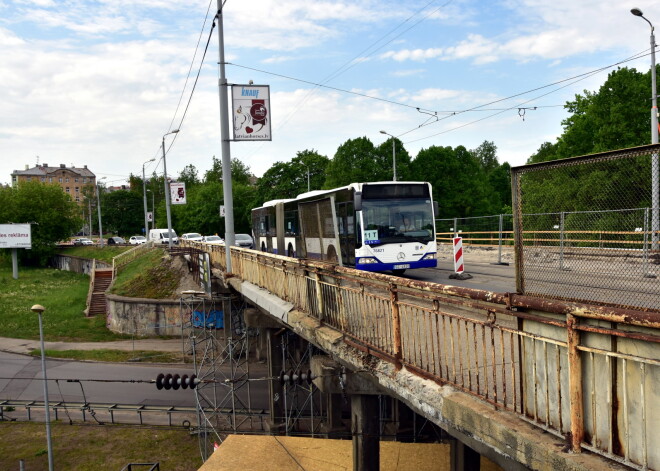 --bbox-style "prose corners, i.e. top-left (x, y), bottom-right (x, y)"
top-left (643, 207), bottom-right (656, 278)
top-left (453, 218), bottom-right (458, 238)
top-left (390, 283), bottom-right (402, 370)
top-left (559, 211), bottom-right (568, 271)
top-left (492, 214), bottom-right (509, 266)
top-left (567, 314), bottom-right (584, 453)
